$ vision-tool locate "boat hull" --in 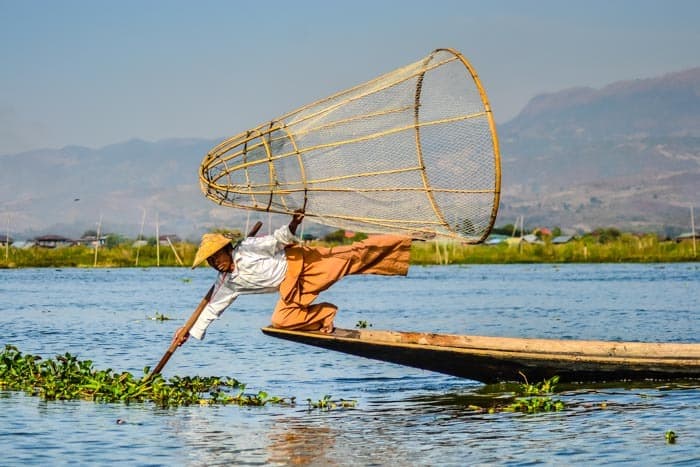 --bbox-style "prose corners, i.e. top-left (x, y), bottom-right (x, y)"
top-left (261, 327), bottom-right (700, 383)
